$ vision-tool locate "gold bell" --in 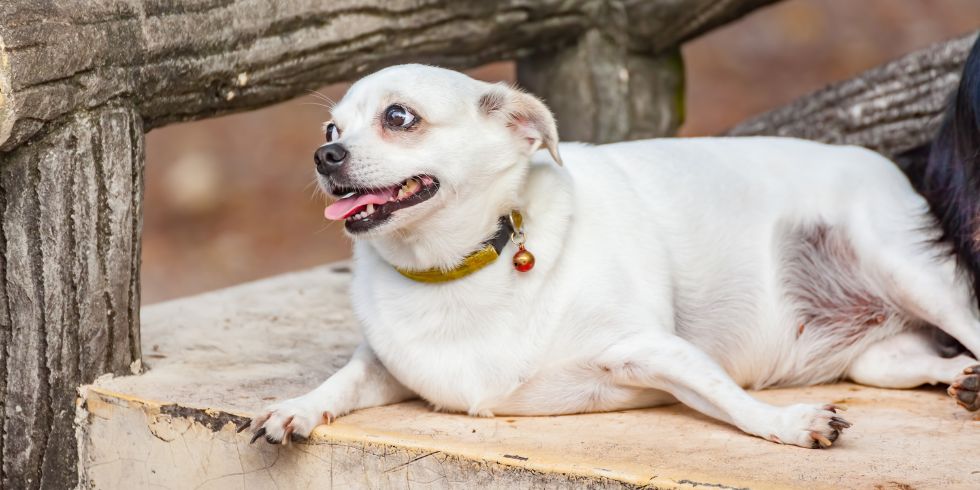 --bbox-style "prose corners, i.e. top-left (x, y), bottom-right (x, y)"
top-left (513, 245), bottom-right (535, 272)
